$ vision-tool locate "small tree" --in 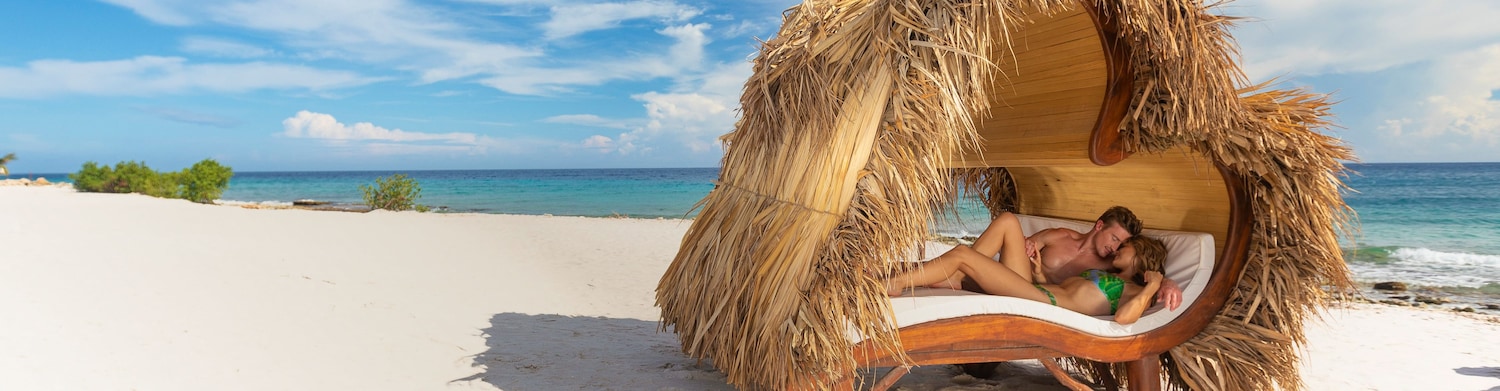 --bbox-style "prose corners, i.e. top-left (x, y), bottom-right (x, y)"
top-left (0, 153), bottom-right (15, 176)
top-left (70, 161), bottom-right (113, 191)
top-left (361, 174), bottom-right (423, 211)
top-left (178, 159), bottom-right (234, 203)
top-left (110, 161), bottom-right (175, 197)
top-left (70, 159), bottom-right (234, 203)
